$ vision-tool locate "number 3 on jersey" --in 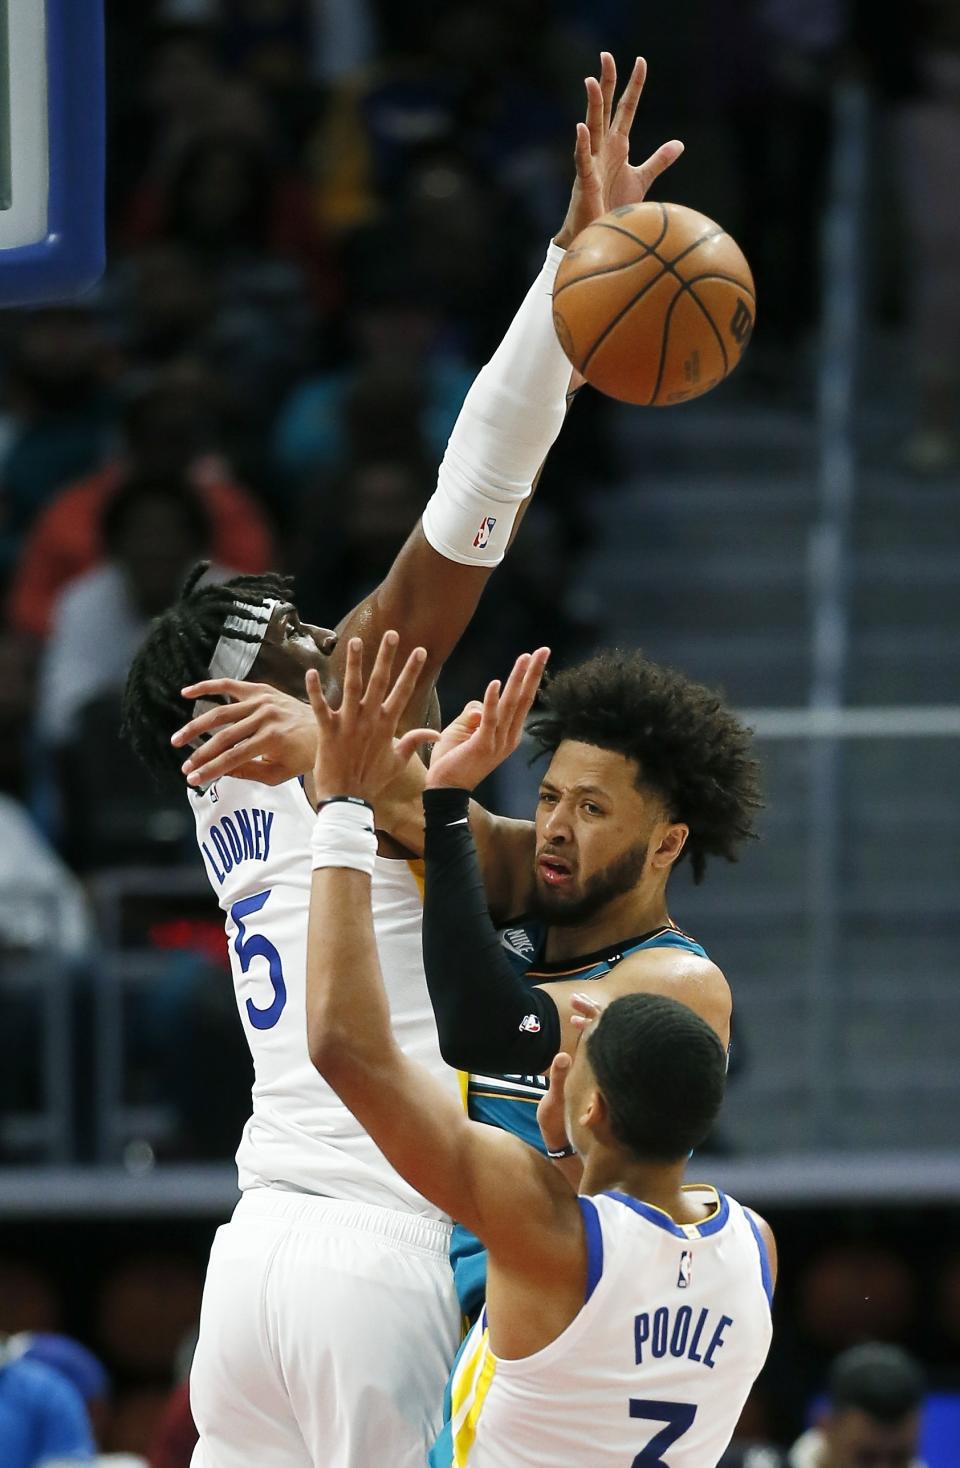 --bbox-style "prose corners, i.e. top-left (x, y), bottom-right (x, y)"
top-left (630, 1399), bottom-right (697, 1465)
top-left (230, 890), bottom-right (287, 1030)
